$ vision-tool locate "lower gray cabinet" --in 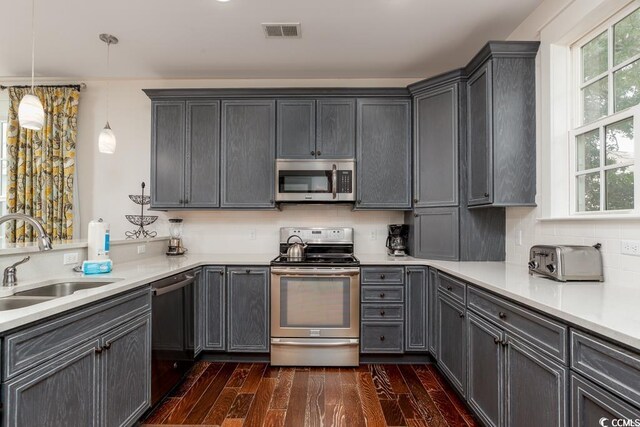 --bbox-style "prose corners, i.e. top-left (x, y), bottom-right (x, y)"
top-left (506, 337), bottom-right (568, 427)
top-left (405, 267), bottom-right (428, 352)
top-left (437, 292), bottom-right (467, 396)
top-left (361, 323), bottom-right (404, 353)
top-left (194, 268), bottom-right (204, 357)
top-left (571, 373), bottom-right (640, 427)
top-left (467, 312), bottom-right (504, 427)
top-left (204, 266), bottom-right (226, 351)
top-left (227, 267), bottom-right (270, 352)
top-left (428, 268), bottom-right (438, 356)
top-left (407, 207), bottom-right (459, 260)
